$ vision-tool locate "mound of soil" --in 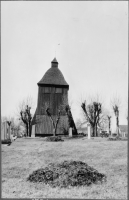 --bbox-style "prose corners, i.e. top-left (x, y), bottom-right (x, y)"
top-left (27, 160), bottom-right (106, 188)
top-left (44, 136), bottom-right (64, 142)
